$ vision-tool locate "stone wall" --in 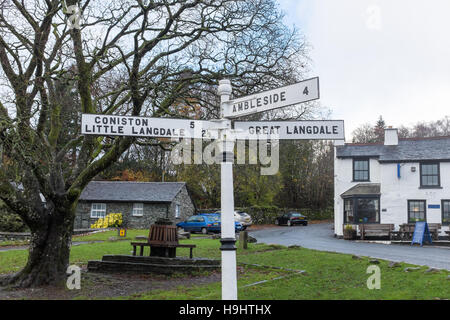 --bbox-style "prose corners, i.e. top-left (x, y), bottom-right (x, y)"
top-left (0, 232), bottom-right (31, 241)
top-left (74, 185), bottom-right (196, 229)
top-left (170, 185), bottom-right (196, 225)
